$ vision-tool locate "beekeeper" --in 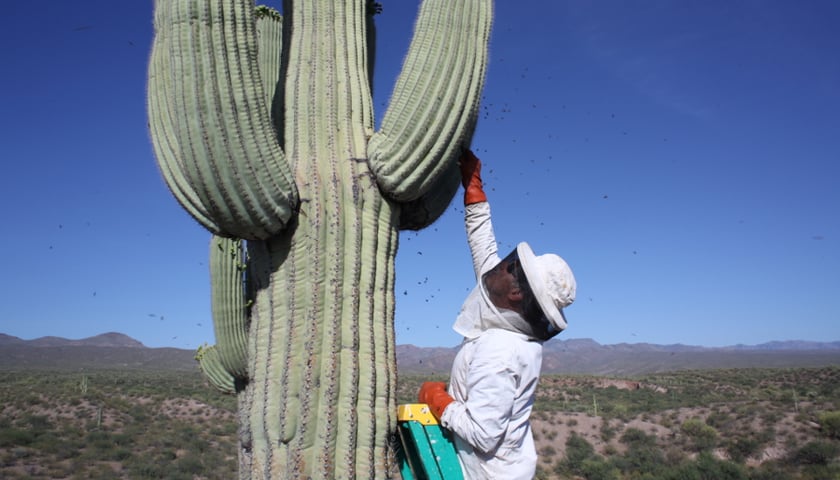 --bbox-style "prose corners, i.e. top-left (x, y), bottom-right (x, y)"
top-left (418, 150), bottom-right (576, 480)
